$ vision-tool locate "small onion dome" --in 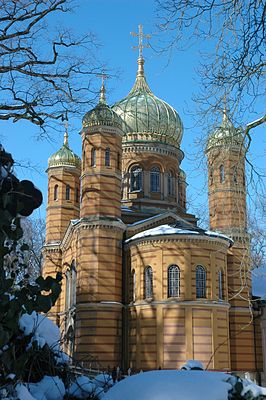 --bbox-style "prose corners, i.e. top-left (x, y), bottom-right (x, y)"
top-left (179, 169), bottom-right (186, 181)
top-left (82, 83), bottom-right (123, 129)
top-left (206, 110), bottom-right (244, 152)
top-left (48, 132), bottom-right (81, 169)
top-left (112, 56), bottom-right (183, 148)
